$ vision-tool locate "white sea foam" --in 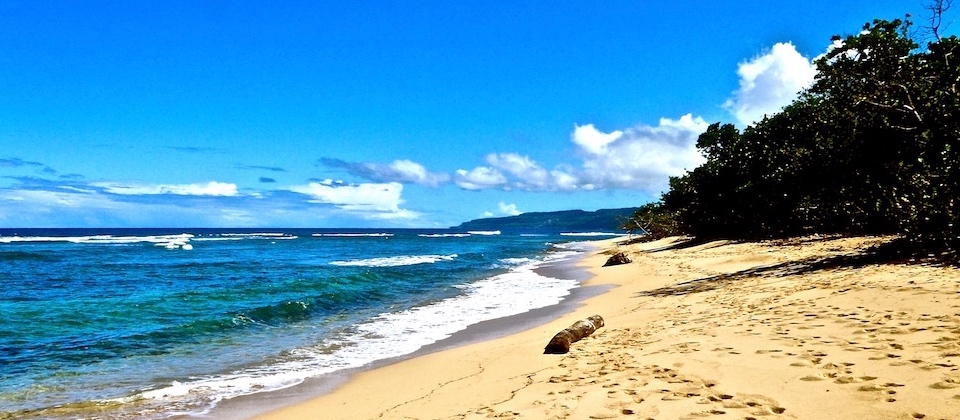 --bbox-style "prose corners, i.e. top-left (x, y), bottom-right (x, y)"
top-left (0, 232), bottom-right (301, 248)
top-left (559, 232), bottom-right (622, 237)
top-left (0, 233), bottom-right (195, 248)
top-left (312, 233), bottom-right (393, 237)
top-left (329, 254), bottom-right (458, 267)
top-left (127, 251), bottom-right (582, 416)
top-left (499, 257), bottom-right (535, 266)
top-left (418, 233), bottom-right (471, 238)
top-left (217, 233), bottom-right (297, 240)
top-left (219, 233), bottom-right (288, 237)
top-left (467, 230), bottom-right (501, 235)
